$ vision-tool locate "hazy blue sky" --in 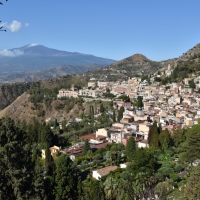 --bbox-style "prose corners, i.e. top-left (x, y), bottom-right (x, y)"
top-left (1, 0), bottom-right (200, 61)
